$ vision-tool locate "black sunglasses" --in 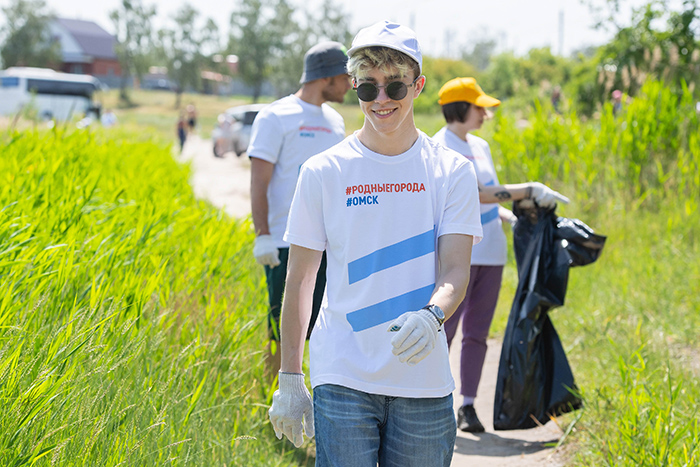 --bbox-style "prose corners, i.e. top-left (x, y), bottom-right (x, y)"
top-left (353, 76), bottom-right (421, 102)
